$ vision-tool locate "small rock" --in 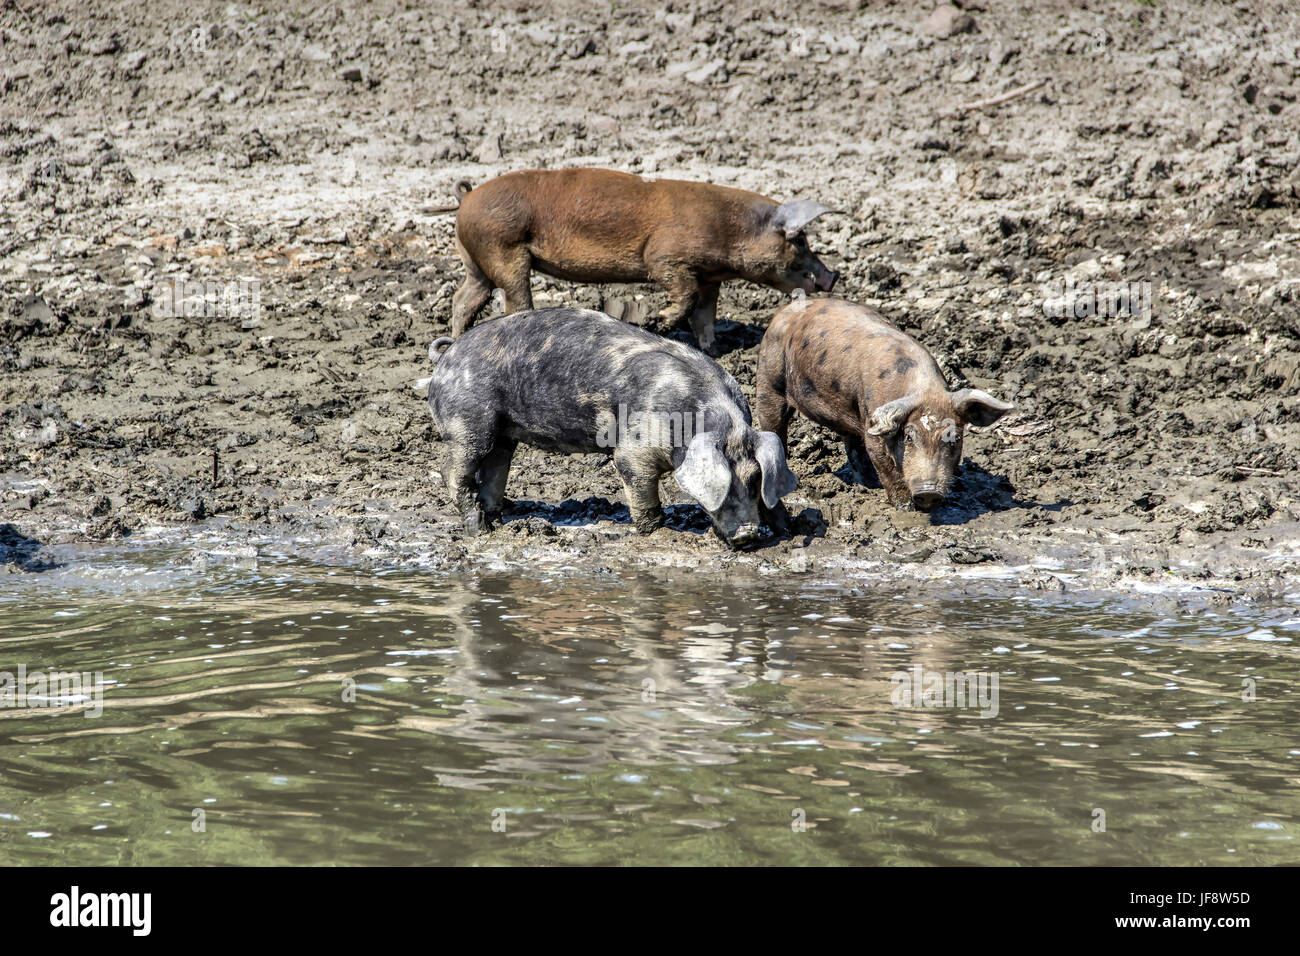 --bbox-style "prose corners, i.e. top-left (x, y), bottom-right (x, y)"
top-left (474, 131), bottom-right (502, 164)
top-left (523, 24), bottom-right (556, 46)
top-left (922, 4), bottom-right (977, 39)
top-left (123, 284), bottom-right (146, 309)
top-left (180, 498), bottom-right (207, 521)
top-left (86, 514), bottom-right (137, 541)
top-left (566, 35), bottom-right (595, 59)
top-left (988, 41), bottom-right (1019, 66)
top-left (1247, 185), bottom-right (1278, 209)
top-left (88, 36), bottom-right (120, 55)
top-left (791, 508), bottom-right (827, 537)
top-left (685, 59), bottom-right (727, 85)
top-left (948, 545), bottom-right (999, 564)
